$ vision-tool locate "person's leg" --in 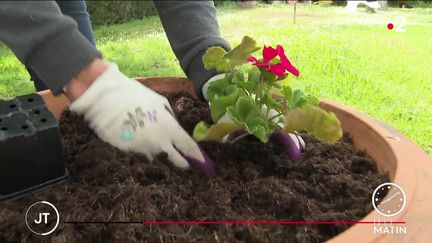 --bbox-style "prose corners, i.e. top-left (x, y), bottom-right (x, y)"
top-left (56, 0), bottom-right (95, 46)
top-left (27, 0), bottom-right (95, 91)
